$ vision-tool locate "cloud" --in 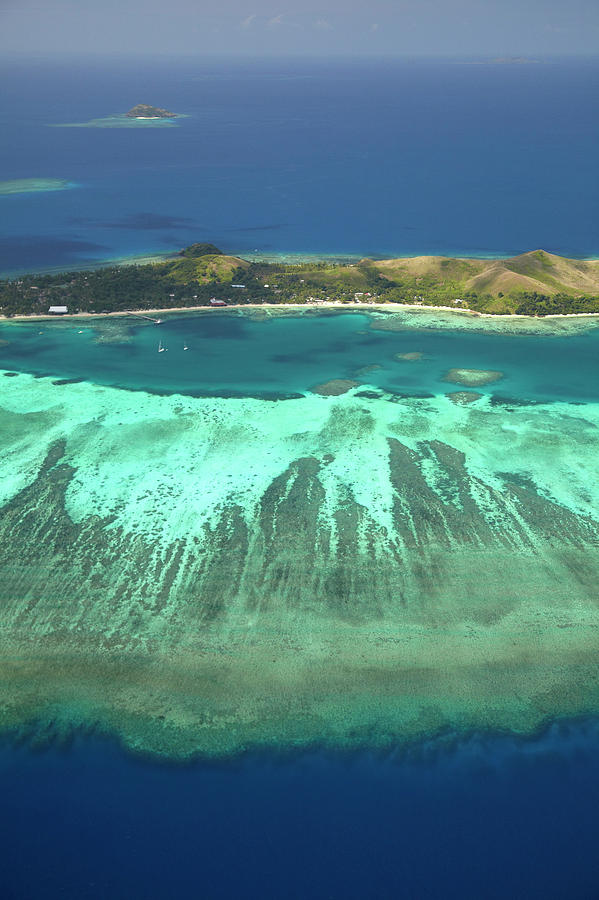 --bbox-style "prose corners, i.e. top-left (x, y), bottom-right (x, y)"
top-left (370, 23), bottom-right (379, 32)
top-left (267, 14), bottom-right (284, 28)
top-left (315, 18), bottom-right (333, 31)
top-left (240, 14), bottom-right (256, 30)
